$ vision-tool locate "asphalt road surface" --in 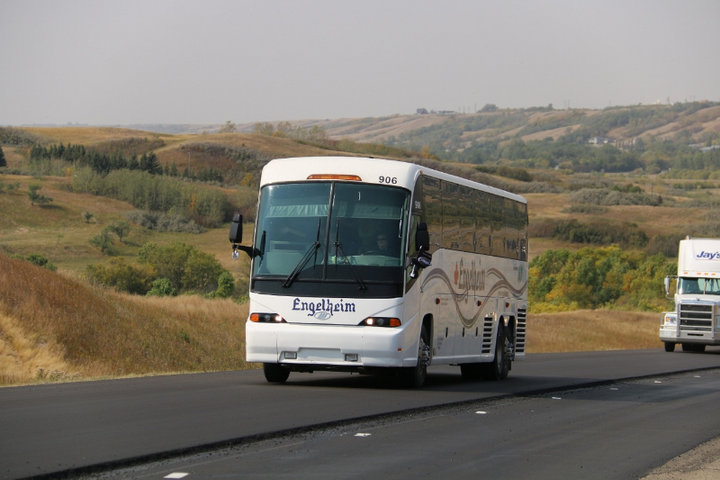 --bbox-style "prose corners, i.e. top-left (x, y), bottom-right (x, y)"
top-left (2, 349), bottom-right (720, 479)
